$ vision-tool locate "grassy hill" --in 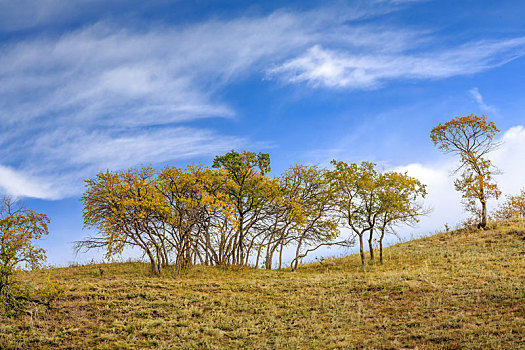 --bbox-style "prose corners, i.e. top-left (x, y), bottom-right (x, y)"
top-left (2, 219), bottom-right (524, 349)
